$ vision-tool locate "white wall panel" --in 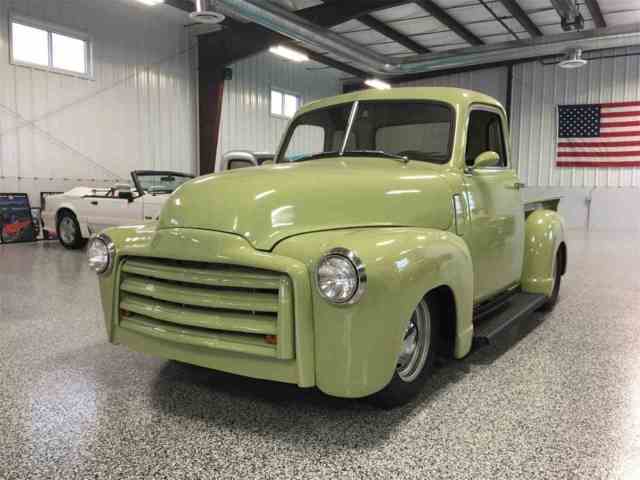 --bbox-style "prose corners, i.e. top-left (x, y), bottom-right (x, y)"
top-left (511, 47), bottom-right (640, 188)
top-left (0, 0), bottom-right (196, 206)
top-left (397, 66), bottom-right (510, 108)
top-left (215, 52), bottom-right (342, 170)
top-left (511, 47), bottom-right (640, 230)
